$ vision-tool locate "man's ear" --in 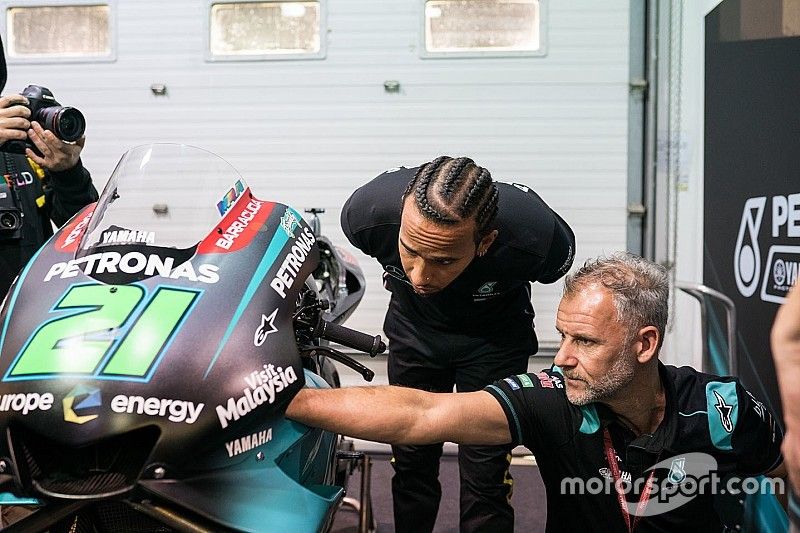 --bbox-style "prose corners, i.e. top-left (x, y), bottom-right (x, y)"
top-left (477, 229), bottom-right (498, 257)
top-left (635, 325), bottom-right (660, 364)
